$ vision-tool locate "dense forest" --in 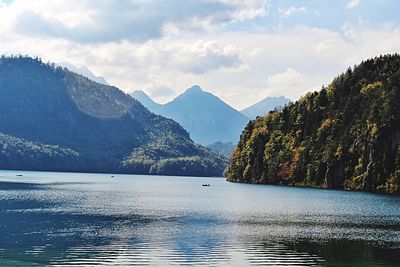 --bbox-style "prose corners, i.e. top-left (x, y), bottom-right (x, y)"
top-left (0, 56), bottom-right (227, 176)
top-left (227, 54), bottom-right (400, 194)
